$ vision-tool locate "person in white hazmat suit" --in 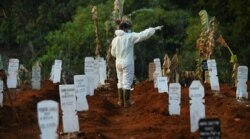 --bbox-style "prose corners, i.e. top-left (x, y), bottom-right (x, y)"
top-left (111, 22), bottom-right (163, 107)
